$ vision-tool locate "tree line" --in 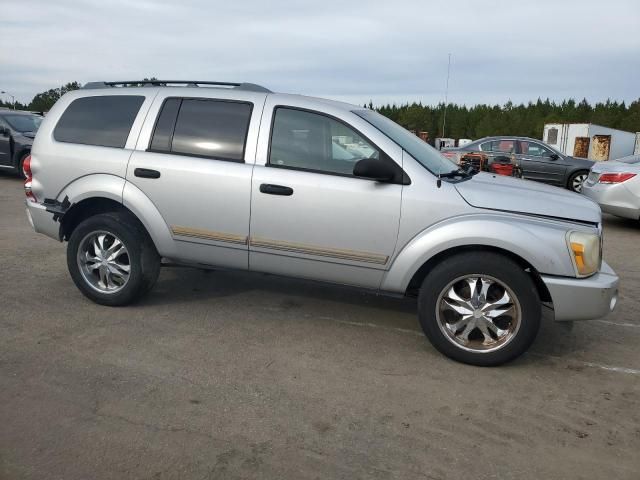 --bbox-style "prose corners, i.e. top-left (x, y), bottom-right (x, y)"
top-left (2, 81), bottom-right (639, 140)
top-left (1, 82), bottom-right (82, 113)
top-left (373, 98), bottom-right (640, 141)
